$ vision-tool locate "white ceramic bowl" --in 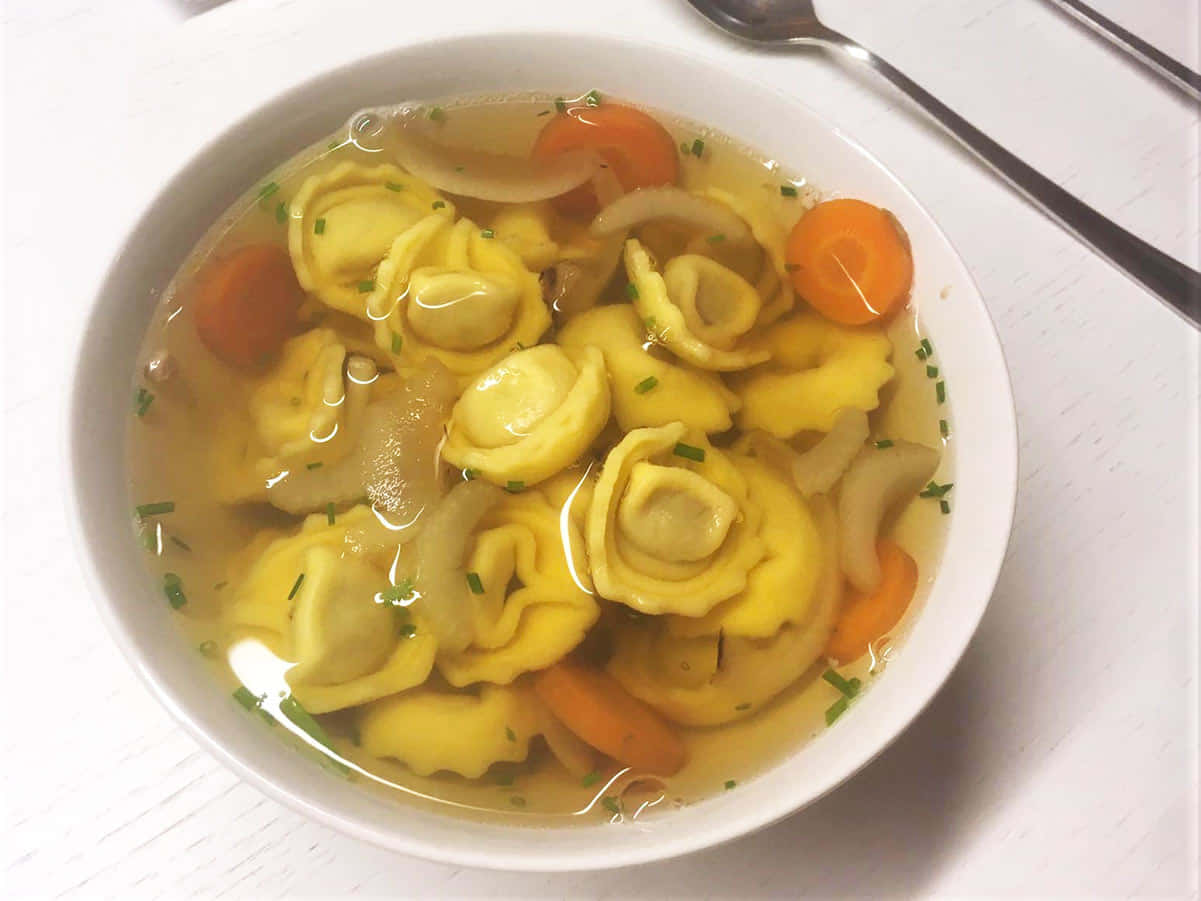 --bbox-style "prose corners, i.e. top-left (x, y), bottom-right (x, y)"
top-left (69, 32), bottom-right (1017, 872)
